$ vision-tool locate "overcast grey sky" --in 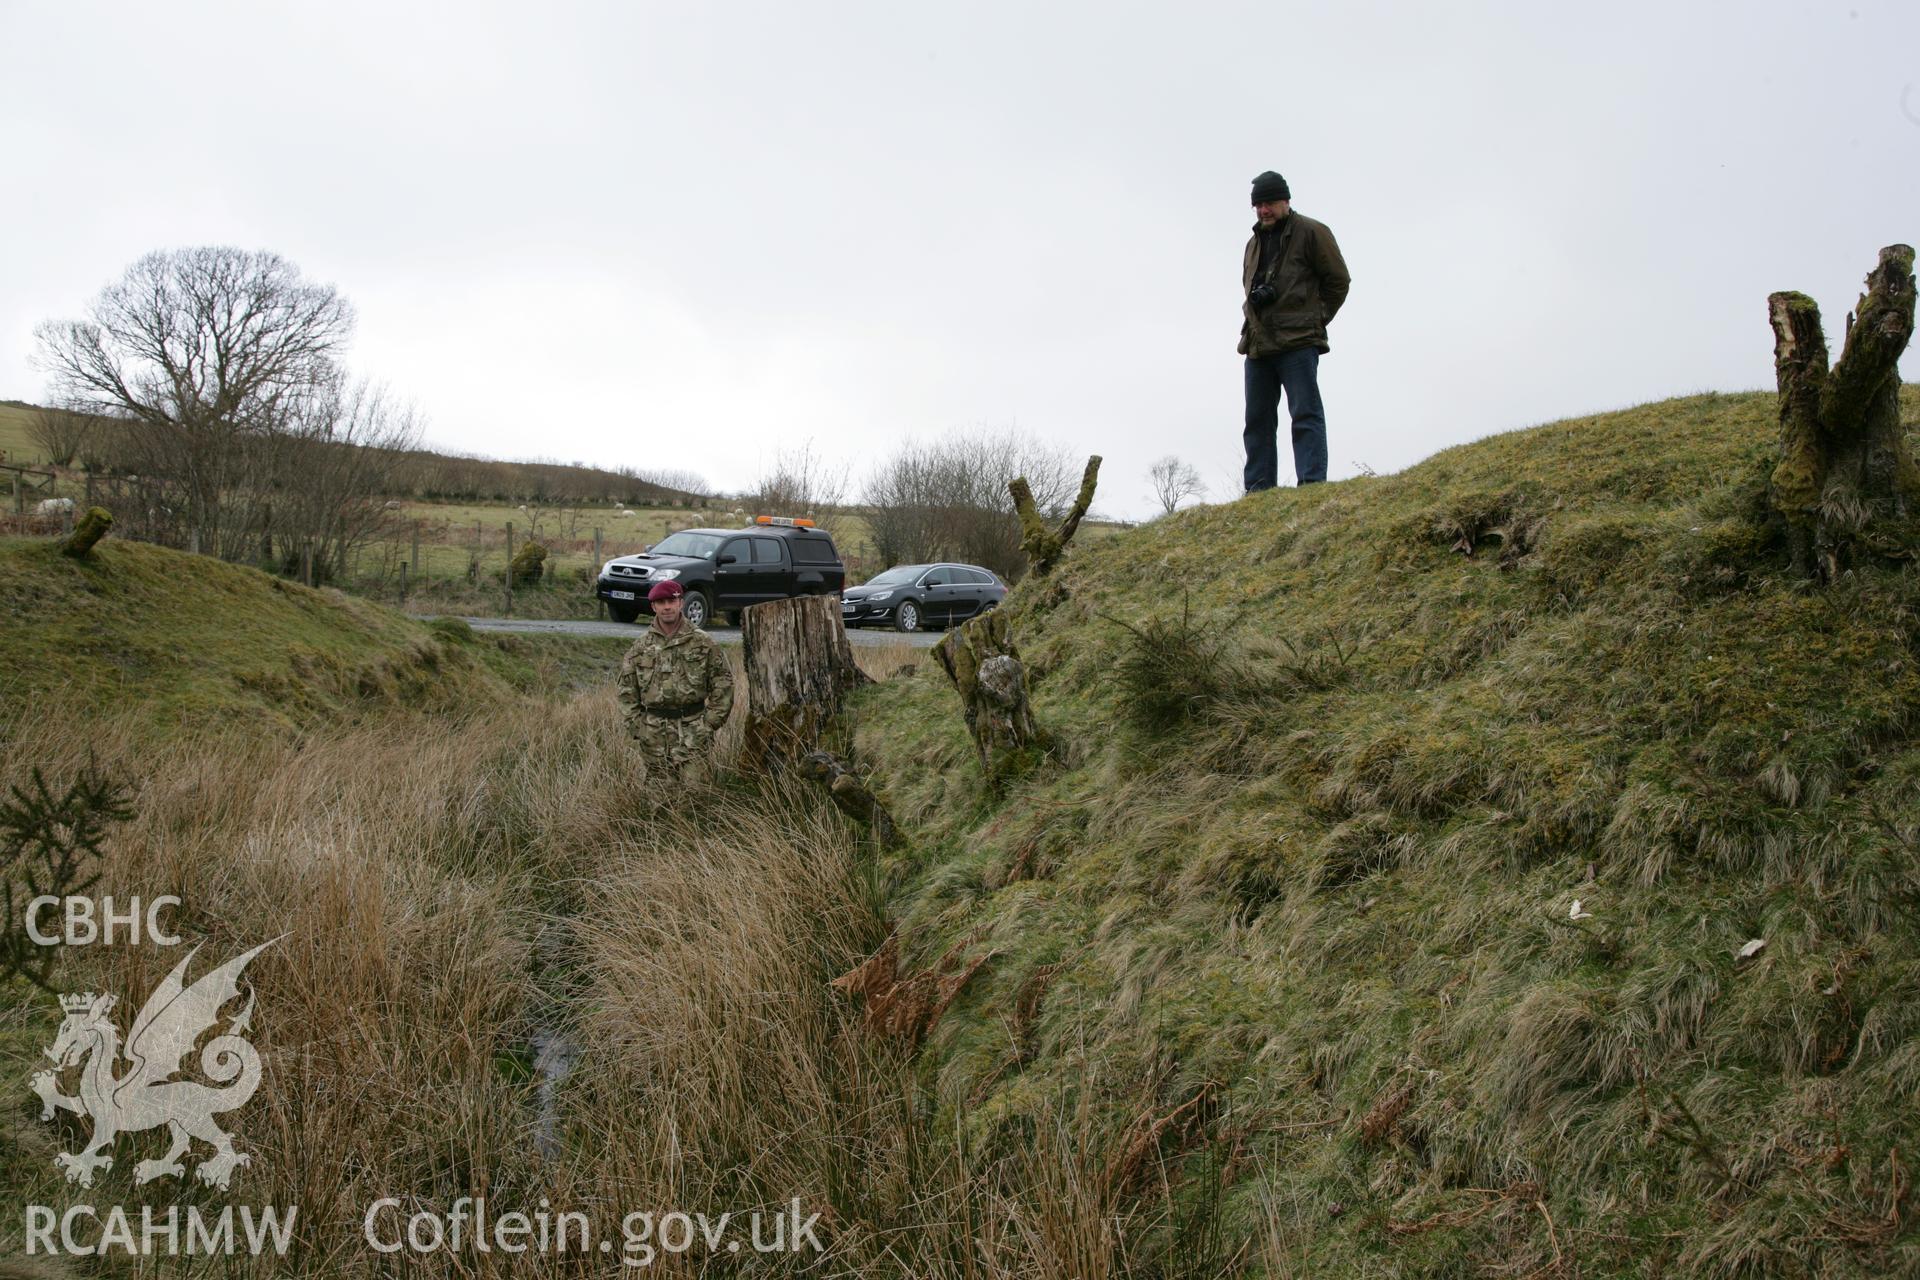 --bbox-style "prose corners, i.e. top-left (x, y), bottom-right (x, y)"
top-left (4, 0), bottom-right (1917, 518)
